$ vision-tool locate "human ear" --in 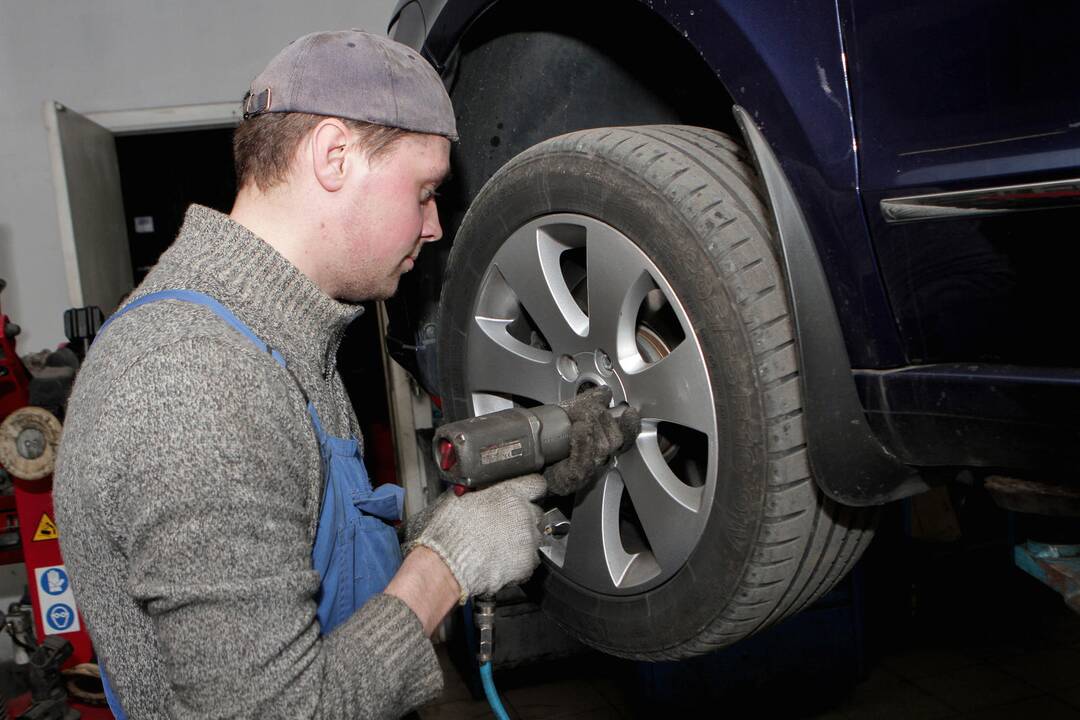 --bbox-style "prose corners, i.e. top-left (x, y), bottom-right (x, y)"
top-left (311, 119), bottom-right (350, 192)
